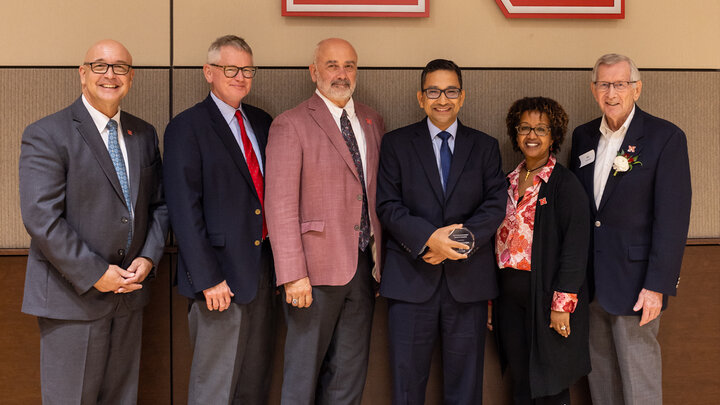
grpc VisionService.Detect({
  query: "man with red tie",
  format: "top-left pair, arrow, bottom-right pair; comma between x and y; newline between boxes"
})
163,35 -> 276,404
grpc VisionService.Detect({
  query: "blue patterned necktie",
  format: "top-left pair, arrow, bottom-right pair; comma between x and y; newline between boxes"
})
340,110 -> 370,251
438,131 -> 452,192
107,119 -> 132,248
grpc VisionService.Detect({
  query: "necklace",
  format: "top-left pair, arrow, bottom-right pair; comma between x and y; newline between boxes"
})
524,160 -> 548,181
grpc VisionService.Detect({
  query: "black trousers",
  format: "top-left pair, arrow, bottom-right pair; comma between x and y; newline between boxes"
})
497,268 -> 570,405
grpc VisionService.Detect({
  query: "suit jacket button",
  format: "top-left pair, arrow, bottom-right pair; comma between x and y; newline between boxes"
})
121,217 -> 129,224
354,225 -> 360,231
118,249 -> 125,256
595,220 -> 601,227
357,194 -> 363,201
255,209 -> 261,215
254,240 -> 261,246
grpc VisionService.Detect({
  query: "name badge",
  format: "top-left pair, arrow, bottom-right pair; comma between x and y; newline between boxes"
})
579,150 -> 595,168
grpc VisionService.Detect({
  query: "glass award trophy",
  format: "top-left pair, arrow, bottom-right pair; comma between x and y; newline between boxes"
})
448,227 -> 474,254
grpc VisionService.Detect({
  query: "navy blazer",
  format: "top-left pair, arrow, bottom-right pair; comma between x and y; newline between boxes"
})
377,118 -> 507,303
570,106 -> 692,316
164,95 -> 273,304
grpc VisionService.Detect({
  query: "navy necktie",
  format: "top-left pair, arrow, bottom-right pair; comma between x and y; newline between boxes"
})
107,119 -> 132,249
438,131 -> 452,192
340,110 -> 370,251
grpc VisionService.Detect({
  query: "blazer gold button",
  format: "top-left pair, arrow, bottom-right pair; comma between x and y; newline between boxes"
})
255,209 -> 261,215
121,217 -> 128,224
254,240 -> 261,246
595,220 -> 601,227
354,225 -> 360,231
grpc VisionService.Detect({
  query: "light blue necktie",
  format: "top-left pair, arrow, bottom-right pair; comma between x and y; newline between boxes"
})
438,131 -> 452,192
107,119 -> 132,248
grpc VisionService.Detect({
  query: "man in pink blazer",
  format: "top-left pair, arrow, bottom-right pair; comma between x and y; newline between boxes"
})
265,38 -> 385,405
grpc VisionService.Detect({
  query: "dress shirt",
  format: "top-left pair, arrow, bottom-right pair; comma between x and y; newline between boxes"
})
593,105 -> 636,208
210,91 -> 264,174
427,119 -> 458,190
315,89 -> 367,184
81,95 -> 132,215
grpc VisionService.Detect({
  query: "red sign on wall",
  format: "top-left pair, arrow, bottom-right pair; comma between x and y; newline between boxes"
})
495,0 -> 624,19
282,0 -> 429,17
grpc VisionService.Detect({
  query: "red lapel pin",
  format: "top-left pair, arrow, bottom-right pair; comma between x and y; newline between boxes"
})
365,118 -> 372,125
627,145 -> 636,152
539,197 -> 547,206
127,130 -> 133,136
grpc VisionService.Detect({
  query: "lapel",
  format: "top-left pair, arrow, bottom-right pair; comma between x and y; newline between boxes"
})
597,106 -> 645,212
307,93 -> 360,182
202,95 -> 257,198
411,119 -> 445,205
444,120 -> 474,201
71,98 -> 127,206
582,129 -> 601,215
120,112 -> 141,210
243,103 -> 269,167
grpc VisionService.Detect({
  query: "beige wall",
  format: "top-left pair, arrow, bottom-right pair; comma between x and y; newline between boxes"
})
1,0 -> 718,68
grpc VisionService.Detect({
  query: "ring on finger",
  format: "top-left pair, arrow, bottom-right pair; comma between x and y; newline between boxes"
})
560,325 -> 567,331
292,298 -> 298,305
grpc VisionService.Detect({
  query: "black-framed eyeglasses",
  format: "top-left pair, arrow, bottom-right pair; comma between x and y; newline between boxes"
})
516,124 -> 551,137
593,81 -> 637,92
422,87 -> 462,99
210,64 -> 258,79
83,62 -> 132,75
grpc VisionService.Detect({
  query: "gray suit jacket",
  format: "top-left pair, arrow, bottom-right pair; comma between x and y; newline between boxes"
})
19,97 -> 168,321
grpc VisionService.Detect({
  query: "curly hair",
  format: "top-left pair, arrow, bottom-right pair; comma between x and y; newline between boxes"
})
505,97 -> 568,154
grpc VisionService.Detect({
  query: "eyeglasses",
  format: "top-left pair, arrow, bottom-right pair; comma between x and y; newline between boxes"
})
593,81 -> 637,92
209,64 -> 258,79
83,62 -> 132,75
516,124 -> 551,137
422,87 -> 462,99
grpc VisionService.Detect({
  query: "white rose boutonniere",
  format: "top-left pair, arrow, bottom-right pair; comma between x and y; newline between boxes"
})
612,148 -> 642,176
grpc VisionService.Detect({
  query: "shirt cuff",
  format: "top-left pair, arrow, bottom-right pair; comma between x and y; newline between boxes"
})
551,291 -> 578,313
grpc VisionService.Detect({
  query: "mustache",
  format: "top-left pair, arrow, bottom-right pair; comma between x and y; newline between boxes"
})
331,79 -> 351,87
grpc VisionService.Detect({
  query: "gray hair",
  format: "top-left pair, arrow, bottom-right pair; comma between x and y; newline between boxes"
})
592,53 -> 641,82
207,35 -> 253,63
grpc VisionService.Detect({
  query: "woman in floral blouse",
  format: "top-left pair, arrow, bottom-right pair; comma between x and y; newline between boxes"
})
494,97 -> 591,405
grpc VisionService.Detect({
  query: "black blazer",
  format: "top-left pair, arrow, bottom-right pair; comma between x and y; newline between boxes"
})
495,162 -> 591,398
164,94 -> 273,304
570,106 -> 692,315
376,118 -> 507,303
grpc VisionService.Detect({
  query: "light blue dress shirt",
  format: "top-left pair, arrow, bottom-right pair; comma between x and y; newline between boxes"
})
210,91 -> 264,174
427,118 -> 458,189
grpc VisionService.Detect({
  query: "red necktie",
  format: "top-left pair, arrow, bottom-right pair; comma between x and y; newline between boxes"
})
235,110 -> 267,239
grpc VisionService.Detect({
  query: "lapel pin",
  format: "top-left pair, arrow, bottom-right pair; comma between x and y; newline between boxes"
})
127,130 -> 133,136
627,145 -> 636,152
365,118 -> 372,125
539,197 -> 547,206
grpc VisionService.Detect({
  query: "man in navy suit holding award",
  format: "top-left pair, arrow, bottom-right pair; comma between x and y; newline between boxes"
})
377,59 -> 506,404
570,53 -> 692,404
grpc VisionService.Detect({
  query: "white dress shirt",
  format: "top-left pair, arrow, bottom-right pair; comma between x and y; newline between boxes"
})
593,106 -> 636,208
316,89 -> 368,186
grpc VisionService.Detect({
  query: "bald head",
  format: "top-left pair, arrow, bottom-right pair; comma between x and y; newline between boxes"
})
310,38 -> 358,107
79,39 -> 135,118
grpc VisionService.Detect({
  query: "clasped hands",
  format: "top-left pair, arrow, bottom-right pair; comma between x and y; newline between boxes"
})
422,224 -> 470,265
93,257 -> 153,294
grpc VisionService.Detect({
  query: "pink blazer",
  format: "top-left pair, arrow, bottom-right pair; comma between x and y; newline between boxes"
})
266,93 -> 385,287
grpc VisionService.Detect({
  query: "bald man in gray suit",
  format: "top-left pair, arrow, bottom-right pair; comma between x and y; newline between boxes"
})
19,39 -> 168,404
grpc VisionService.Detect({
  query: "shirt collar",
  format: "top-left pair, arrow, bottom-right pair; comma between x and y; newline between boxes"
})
210,91 -> 245,124
81,94 -> 121,133
599,104 -> 636,139
508,155 -> 557,185
315,89 -> 355,120
427,118 -> 458,140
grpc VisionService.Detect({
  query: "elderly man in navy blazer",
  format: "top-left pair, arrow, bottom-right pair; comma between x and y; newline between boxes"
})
570,53 -> 692,404
377,59 -> 506,404
163,35 -> 275,404
19,39 -> 168,404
